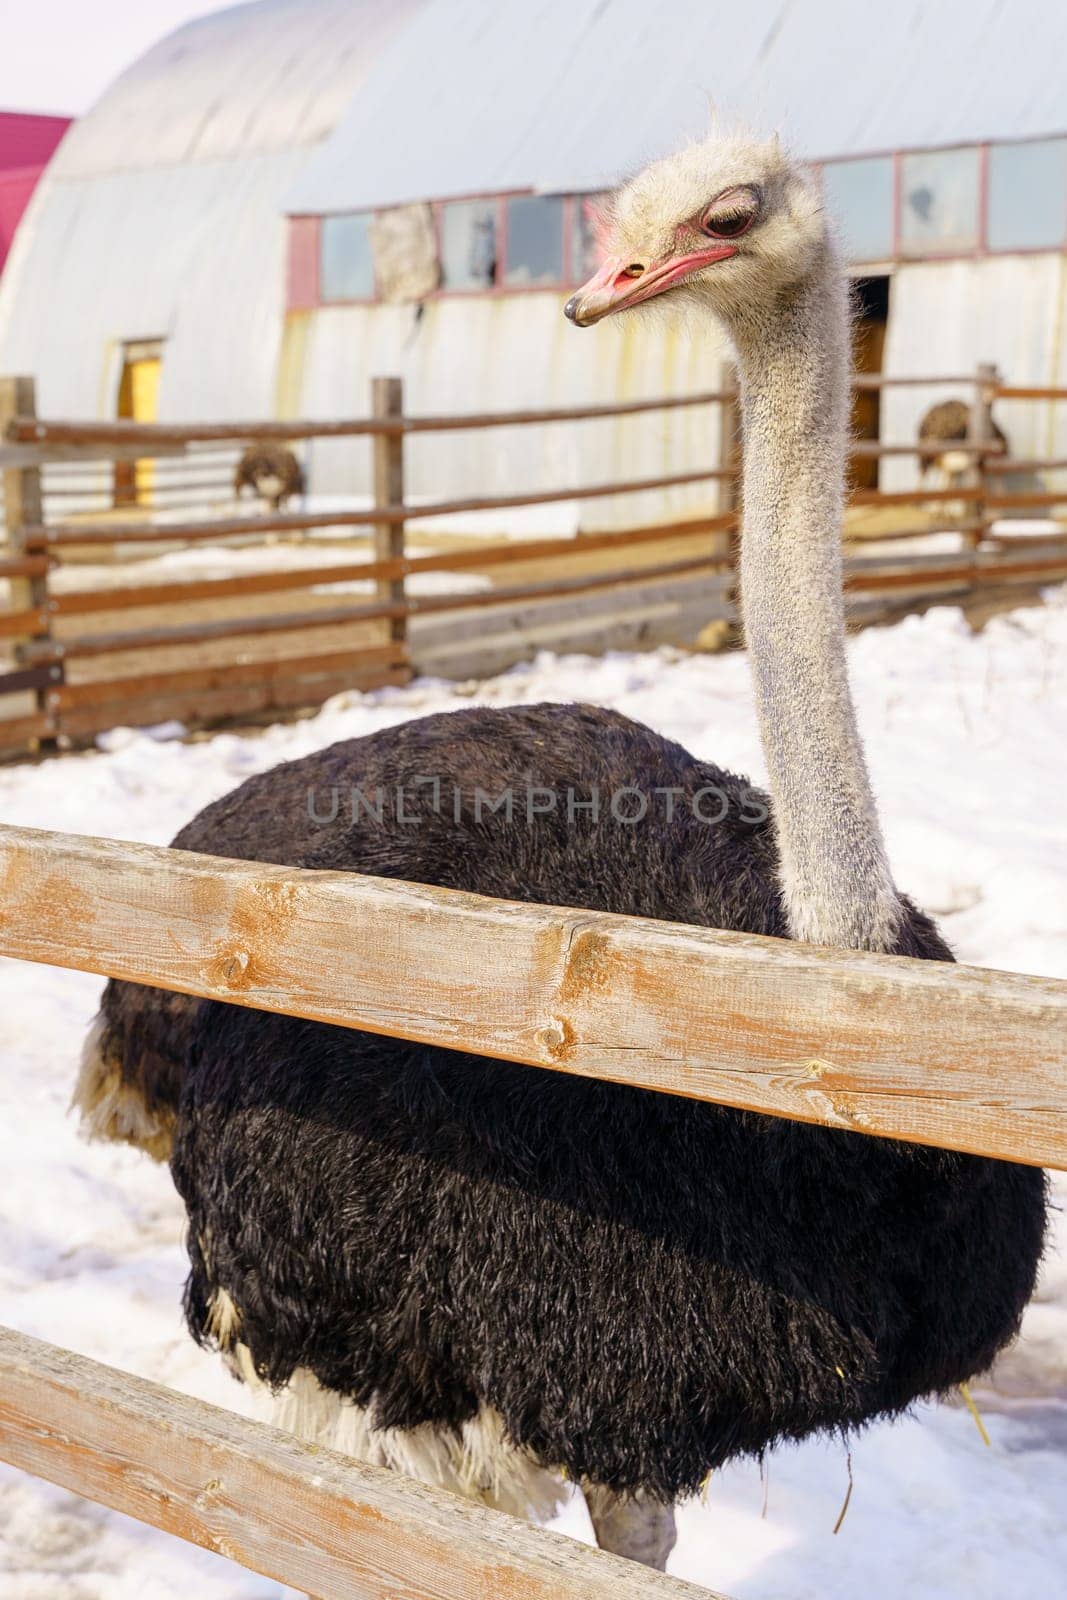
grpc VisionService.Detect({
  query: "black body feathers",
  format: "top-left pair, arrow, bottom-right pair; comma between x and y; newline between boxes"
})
105,704 -> 1045,1499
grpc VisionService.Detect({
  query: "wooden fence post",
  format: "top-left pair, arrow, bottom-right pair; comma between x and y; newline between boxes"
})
0,375 -> 60,745
371,376 -> 407,651
968,361 -> 999,549
717,361 -> 742,645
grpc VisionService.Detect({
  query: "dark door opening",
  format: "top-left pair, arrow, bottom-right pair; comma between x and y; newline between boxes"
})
851,275 -> 890,492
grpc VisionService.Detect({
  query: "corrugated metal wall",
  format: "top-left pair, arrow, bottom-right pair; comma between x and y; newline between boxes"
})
0,151 -> 307,419
279,293 -> 732,527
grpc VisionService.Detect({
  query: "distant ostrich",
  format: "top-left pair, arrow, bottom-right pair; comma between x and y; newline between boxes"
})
918,397 -> 1007,490
76,133 -> 1045,1572
233,440 -> 305,512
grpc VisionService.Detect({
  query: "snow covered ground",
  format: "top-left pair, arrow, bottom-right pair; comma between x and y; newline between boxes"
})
1,591 -> 1066,1599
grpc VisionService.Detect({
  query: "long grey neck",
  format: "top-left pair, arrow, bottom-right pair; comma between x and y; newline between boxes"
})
730,249 -> 901,951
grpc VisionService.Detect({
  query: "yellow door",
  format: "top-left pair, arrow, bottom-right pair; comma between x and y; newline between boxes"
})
115,345 -> 162,506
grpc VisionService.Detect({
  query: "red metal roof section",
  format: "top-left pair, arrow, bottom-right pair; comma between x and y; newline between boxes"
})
0,111 -> 72,272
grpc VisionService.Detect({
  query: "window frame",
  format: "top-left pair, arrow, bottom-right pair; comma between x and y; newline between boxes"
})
318,209 -> 379,307
500,192 -> 568,290
430,190 -> 578,299
816,152 -> 897,266
984,135 -> 1067,255
896,143 -> 984,261
434,194 -> 503,296
812,134 -> 1067,266
286,133 -> 1067,313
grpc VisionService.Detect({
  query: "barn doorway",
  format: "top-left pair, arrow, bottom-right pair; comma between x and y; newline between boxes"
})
851,275 -> 890,491
113,339 -> 163,507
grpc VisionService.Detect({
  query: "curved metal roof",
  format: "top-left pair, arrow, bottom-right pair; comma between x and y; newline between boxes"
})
34,0 -> 1067,197
286,0 -> 1067,213
51,0 -> 427,177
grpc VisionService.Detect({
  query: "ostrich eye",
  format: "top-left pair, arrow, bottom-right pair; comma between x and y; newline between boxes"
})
701,210 -> 753,239
698,186 -> 760,241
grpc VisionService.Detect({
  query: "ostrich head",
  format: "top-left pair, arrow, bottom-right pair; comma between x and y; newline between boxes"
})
564,132 -> 828,330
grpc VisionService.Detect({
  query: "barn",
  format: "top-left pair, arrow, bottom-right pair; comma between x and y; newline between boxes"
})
1,0 -> 1066,513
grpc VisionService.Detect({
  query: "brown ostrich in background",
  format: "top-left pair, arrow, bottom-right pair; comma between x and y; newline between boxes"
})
234,441 -> 305,512
917,398 -> 1007,490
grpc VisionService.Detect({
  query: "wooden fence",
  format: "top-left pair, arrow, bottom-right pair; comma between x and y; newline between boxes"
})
0,821 -> 1064,1591
0,1325 -> 721,1600
1,366 -> 1066,759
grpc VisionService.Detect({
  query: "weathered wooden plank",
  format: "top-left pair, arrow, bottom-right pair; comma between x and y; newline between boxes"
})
0,1325 -> 720,1600
0,442 -> 188,468
0,380 -> 54,734
0,711 -> 53,753
54,667 -> 412,741
4,389 -> 736,444
27,467 -> 728,547
851,440 -> 999,459
986,456 -> 1067,474
995,385 -> 1067,402
846,551 -> 1067,594
47,519 -> 728,618
1,375 -> 985,450
411,570 -> 735,682
372,376 -> 407,647
0,825 -> 1064,1169
849,487 -> 983,508
30,556 -> 730,664
851,373 -> 979,389
0,662 -> 63,697
0,553 -> 50,580
52,641 -> 409,710
986,491 -> 1067,510
0,605 -> 48,640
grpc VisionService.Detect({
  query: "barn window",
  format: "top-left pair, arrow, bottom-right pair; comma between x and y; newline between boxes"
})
503,195 -> 564,286
570,194 -> 606,281
321,213 -> 375,301
440,199 -> 497,290
987,138 -> 1067,252
900,148 -> 980,255
820,157 -> 893,262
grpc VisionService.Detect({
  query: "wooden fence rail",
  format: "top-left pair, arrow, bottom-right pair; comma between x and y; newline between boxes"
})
0,822 -> 1065,1169
1,365 -> 1065,757
0,1325 -> 717,1600
0,369 -> 989,447
0,805 -> 1065,1591
22,466 -> 735,546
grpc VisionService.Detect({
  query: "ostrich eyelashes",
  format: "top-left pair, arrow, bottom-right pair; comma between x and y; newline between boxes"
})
699,185 -> 761,239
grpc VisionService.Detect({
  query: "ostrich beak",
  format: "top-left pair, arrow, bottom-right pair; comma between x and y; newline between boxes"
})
564,245 -> 739,326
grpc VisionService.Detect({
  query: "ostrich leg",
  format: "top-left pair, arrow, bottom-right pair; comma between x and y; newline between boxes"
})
303,1487 -> 677,1596
584,1484 -> 677,1570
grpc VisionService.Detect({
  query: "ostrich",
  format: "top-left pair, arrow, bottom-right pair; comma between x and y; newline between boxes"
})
234,440 -> 305,512
75,132 -> 1046,1573
917,397 -> 1007,491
